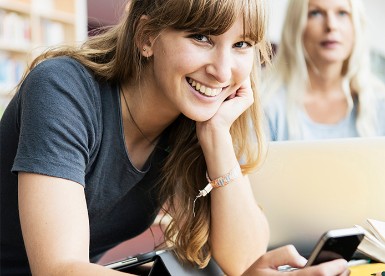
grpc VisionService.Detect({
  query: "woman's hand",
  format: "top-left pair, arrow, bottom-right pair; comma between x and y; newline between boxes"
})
198,78 -> 253,128
242,245 -> 350,276
196,78 -> 253,146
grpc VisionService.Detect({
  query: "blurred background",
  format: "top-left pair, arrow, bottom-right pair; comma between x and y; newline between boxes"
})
1,0 -> 384,114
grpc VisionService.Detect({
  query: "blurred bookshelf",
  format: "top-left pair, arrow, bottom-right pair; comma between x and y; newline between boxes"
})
0,0 -> 87,117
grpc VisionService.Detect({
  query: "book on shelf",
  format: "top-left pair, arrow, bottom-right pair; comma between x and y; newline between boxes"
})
355,218 -> 385,263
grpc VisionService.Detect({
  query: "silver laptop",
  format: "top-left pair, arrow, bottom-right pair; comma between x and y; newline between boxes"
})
249,137 -> 385,256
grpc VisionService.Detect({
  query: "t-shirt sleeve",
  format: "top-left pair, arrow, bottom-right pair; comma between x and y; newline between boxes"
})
12,57 -> 100,186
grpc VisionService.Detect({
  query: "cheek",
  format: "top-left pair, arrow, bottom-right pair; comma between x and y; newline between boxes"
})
234,54 -> 254,80
303,32 -> 318,57
344,27 -> 355,49
303,30 -> 313,42
303,32 -> 312,51
303,22 -> 321,44
153,44 -> 204,77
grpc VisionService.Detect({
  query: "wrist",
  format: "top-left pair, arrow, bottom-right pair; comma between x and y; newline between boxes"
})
199,131 -> 234,161
193,163 -> 242,216
206,164 -> 242,188
196,122 -> 232,149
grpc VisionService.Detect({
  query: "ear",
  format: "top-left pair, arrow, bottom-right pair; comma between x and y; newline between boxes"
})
136,15 -> 155,58
141,39 -> 154,58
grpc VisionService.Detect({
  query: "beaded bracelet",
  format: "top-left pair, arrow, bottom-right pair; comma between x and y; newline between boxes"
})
193,164 -> 242,216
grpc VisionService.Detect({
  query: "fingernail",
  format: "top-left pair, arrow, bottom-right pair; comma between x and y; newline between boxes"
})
299,256 -> 307,266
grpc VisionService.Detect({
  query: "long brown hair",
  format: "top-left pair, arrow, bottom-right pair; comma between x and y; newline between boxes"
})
23,0 -> 270,268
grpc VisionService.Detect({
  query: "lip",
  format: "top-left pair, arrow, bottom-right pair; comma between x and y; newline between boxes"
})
320,40 -> 340,48
185,78 -> 233,104
187,77 -> 224,90
186,77 -> 228,98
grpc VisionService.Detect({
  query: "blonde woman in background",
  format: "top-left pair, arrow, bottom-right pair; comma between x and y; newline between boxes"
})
263,0 -> 385,141
0,0 -> 350,275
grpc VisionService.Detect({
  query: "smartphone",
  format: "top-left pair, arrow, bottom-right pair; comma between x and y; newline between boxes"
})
305,227 -> 365,267
104,250 -> 165,271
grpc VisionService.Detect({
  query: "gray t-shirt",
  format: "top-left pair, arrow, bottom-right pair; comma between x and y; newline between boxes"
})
0,57 -> 170,275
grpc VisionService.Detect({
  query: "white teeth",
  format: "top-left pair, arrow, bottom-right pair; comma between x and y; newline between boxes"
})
188,78 -> 221,97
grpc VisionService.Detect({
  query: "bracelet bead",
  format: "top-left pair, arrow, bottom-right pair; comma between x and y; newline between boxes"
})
206,164 -> 242,189
192,164 -> 243,217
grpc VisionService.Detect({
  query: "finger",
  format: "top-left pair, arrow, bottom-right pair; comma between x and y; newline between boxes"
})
234,79 -> 253,98
261,245 -> 307,269
295,259 -> 348,276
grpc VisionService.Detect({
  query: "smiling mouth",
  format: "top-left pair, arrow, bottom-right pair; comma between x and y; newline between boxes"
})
187,77 -> 222,97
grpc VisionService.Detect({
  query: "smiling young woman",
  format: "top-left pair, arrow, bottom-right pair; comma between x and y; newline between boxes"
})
1,0 -> 350,275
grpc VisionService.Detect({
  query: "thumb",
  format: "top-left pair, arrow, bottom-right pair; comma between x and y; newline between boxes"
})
264,245 -> 307,269
294,259 -> 349,276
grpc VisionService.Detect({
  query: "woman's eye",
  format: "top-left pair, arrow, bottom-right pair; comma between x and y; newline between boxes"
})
308,10 -> 321,17
234,41 -> 252,49
191,34 -> 209,43
338,10 -> 349,16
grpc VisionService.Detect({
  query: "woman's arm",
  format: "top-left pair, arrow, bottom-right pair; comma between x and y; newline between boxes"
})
196,80 -> 269,275
198,127 -> 269,276
197,78 -> 350,275
18,173 -> 130,275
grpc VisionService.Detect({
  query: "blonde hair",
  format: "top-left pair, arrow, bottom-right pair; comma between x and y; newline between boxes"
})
263,0 -> 385,139
23,0 -> 270,268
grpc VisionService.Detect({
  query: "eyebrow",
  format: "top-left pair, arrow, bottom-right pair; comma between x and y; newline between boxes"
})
308,3 -> 351,11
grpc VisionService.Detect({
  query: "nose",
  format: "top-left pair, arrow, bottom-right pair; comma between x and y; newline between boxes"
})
325,13 -> 338,32
205,48 -> 232,84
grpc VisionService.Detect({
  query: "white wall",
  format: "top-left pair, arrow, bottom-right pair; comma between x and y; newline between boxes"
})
268,0 -> 385,56
364,0 -> 385,56
267,0 -> 289,45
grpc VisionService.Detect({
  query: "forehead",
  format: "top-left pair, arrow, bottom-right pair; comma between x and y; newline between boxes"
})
308,0 -> 351,9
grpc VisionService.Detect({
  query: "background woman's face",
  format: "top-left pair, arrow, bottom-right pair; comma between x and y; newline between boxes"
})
303,0 -> 354,66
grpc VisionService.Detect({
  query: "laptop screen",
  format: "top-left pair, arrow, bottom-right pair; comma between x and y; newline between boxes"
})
250,137 -> 385,256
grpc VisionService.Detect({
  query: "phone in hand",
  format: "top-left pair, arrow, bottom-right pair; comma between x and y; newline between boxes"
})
305,227 -> 365,266
104,250 -> 165,271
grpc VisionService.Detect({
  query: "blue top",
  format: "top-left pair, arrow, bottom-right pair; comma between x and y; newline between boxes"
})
0,57 -> 170,275
263,87 -> 385,141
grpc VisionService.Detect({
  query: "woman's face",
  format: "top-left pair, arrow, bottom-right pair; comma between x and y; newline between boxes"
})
303,0 -> 354,67
147,16 -> 256,122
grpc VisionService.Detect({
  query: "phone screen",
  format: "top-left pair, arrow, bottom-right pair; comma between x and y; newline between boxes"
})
308,233 -> 364,265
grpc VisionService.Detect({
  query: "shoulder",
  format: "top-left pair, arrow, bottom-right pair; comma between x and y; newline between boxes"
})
368,77 -> 385,109
33,56 -> 90,74
262,86 -> 287,115
21,57 -> 101,106
17,56 -> 105,136
28,56 -> 94,87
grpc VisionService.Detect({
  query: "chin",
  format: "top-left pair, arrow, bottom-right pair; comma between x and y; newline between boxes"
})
183,111 -> 217,123
189,115 -> 214,123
